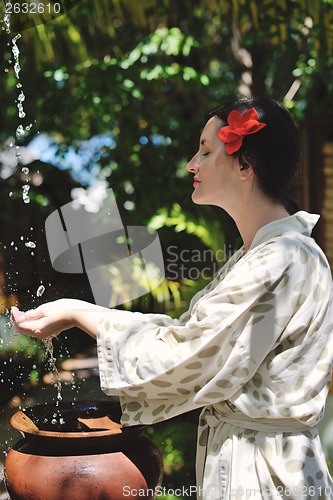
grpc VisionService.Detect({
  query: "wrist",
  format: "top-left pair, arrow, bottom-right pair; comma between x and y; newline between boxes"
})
55,299 -> 103,339
56,299 -> 83,331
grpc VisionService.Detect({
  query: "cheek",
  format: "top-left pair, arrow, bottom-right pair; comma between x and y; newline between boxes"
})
215,149 -> 239,179
215,147 -> 230,166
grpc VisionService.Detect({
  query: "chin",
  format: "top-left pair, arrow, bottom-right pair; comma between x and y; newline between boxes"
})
191,193 -> 203,204
191,193 -> 211,205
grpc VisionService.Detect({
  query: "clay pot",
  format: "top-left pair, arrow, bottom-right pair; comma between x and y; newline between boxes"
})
4,399 -> 163,500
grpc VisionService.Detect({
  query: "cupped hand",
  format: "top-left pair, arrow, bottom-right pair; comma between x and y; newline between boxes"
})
11,299 -> 75,340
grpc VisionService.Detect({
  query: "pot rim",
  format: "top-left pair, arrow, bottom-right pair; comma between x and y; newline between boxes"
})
10,400 -> 146,439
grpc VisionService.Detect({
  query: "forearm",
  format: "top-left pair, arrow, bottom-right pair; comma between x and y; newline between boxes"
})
71,306 -> 107,339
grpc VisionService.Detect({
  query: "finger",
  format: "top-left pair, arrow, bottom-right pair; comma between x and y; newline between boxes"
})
11,306 -> 27,324
22,308 -> 45,321
12,306 -> 45,324
13,319 -> 43,337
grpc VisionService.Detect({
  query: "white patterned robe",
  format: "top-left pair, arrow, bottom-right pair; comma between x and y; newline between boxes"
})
96,211 -> 333,499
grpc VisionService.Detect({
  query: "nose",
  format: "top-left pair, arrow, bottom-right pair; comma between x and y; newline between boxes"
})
186,152 -> 200,173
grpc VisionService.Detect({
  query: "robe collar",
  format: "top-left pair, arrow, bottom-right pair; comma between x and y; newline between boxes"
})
248,211 -> 320,251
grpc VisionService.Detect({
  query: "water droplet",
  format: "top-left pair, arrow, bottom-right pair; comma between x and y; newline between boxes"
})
36,285 -> 45,297
22,184 -> 30,203
18,106 -> 26,119
16,124 -> 25,138
3,12 -> 11,34
18,91 -> 25,102
25,241 -> 36,249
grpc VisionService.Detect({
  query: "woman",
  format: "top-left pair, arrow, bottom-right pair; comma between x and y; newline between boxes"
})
12,97 -> 333,499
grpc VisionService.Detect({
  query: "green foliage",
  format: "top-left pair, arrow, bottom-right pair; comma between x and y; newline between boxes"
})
0,326 -> 48,403
149,203 -> 228,259
1,7 -> 331,184
147,203 -> 240,315
116,200 -> 236,314
1,0 -> 333,212
145,412 -> 199,499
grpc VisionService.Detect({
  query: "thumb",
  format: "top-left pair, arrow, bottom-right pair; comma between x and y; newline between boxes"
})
11,306 -> 27,324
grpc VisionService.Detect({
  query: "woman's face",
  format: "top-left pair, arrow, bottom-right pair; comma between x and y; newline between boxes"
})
186,116 -> 241,210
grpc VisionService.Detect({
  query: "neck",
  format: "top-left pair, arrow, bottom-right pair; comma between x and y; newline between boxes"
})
231,197 -> 290,252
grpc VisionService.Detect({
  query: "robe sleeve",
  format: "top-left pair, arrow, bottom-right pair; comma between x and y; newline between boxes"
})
96,237 -> 318,425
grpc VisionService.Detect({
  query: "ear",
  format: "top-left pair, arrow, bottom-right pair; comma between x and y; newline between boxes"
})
239,154 -> 254,178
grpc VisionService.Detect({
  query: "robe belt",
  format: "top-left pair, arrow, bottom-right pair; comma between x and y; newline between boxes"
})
196,406 -> 315,499
203,405 -> 313,433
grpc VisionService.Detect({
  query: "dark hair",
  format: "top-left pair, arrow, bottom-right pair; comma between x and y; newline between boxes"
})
207,97 -> 301,214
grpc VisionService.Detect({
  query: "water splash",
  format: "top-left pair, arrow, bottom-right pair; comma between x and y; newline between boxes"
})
35,288 -> 64,404
17,90 -> 26,119
3,2 -> 11,34
11,34 -> 27,159
4,19 -> 32,203
42,338 -> 62,404
12,34 -> 22,81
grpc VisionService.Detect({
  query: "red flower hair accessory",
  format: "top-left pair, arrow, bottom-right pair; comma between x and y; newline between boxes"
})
218,108 -> 266,155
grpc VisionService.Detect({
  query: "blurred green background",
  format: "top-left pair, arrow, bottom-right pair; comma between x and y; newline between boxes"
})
0,1 -> 333,497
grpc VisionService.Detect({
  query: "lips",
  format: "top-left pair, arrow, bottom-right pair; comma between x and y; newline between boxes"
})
193,177 -> 201,188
